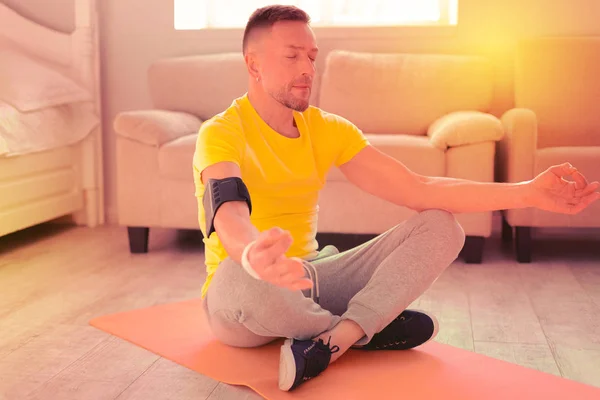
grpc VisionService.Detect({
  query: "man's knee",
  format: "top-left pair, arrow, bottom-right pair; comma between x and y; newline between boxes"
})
418,209 -> 466,254
207,258 -> 310,315
207,260 -> 331,342
206,258 -> 261,313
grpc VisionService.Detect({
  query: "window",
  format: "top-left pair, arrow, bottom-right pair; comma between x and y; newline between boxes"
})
174,0 -> 458,30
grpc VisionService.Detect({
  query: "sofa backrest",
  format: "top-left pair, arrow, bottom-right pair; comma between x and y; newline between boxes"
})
147,50 -> 494,134
147,52 -> 320,121
318,50 -> 494,136
516,37 -> 600,148
147,53 -> 247,121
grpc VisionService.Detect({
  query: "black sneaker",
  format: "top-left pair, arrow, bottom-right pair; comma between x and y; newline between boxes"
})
358,310 -> 439,350
278,337 -> 340,391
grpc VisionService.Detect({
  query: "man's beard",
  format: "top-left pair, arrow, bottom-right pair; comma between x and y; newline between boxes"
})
270,83 -> 310,112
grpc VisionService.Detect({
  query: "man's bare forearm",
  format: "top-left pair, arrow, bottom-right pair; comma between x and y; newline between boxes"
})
213,202 -> 259,264
412,176 -> 534,213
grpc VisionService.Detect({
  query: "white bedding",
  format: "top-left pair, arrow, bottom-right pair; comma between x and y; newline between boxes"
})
0,99 -> 99,157
0,38 -> 99,158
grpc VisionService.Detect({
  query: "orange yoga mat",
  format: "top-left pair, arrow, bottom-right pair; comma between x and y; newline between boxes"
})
90,299 -> 600,399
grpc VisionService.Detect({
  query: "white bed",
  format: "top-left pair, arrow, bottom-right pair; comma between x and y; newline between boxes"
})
0,0 -> 104,237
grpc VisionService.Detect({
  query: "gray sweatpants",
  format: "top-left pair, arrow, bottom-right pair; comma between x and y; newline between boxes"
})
203,209 -> 466,347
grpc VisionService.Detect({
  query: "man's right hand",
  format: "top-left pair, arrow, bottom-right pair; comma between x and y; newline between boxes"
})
245,227 -> 314,291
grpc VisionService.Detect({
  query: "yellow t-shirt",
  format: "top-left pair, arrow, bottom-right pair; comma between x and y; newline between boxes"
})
193,94 -> 369,298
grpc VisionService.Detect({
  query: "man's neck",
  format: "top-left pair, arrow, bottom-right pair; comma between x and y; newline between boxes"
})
247,90 -> 299,138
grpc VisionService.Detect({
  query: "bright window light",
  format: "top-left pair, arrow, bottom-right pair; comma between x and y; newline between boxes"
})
174,0 -> 458,30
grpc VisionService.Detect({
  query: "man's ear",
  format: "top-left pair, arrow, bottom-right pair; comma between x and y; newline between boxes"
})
245,52 -> 261,81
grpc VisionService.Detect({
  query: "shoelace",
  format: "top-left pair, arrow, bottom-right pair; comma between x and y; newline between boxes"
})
319,336 -> 340,354
302,337 -> 340,381
374,314 -> 411,349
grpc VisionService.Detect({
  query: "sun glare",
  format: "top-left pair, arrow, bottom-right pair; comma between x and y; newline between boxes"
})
174,0 -> 458,30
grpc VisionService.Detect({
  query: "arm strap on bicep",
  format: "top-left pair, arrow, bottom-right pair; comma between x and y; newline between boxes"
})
203,177 -> 252,237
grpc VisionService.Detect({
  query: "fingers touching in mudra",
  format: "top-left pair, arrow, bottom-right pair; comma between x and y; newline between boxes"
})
530,162 -> 600,215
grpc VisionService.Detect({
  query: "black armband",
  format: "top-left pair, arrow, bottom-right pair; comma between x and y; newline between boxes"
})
203,177 -> 252,237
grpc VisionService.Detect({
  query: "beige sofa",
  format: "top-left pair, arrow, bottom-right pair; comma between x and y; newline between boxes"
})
115,50 -> 506,262
498,37 -> 600,262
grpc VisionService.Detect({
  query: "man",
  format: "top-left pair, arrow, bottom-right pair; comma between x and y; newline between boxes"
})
193,5 -> 599,392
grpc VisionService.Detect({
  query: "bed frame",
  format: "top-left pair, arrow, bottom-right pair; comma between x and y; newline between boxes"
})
0,0 -> 104,237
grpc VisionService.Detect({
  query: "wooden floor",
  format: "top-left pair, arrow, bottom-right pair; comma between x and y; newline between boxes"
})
0,222 -> 599,399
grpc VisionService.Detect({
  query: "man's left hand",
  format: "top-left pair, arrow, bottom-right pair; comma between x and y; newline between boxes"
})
527,162 -> 600,214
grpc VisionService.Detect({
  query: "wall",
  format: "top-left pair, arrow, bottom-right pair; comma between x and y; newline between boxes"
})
3,0 -> 600,224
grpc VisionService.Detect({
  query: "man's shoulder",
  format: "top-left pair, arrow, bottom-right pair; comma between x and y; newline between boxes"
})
198,99 -> 246,140
302,105 -> 357,130
195,99 -> 250,156
201,100 -> 244,131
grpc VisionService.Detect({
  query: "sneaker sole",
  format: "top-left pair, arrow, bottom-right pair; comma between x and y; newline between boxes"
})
278,338 -> 295,391
430,313 -> 440,342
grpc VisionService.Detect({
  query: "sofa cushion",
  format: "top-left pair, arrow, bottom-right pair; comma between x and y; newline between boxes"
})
327,134 -> 445,182
318,50 -> 494,136
158,134 -> 197,181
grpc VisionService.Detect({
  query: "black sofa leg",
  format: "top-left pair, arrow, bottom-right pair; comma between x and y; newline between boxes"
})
501,216 -> 513,243
127,227 -> 149,253
515,226 -> 532,263
463,236 -> 484,264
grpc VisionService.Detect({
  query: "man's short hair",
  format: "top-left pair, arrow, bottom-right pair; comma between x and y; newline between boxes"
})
242,5 -> 311,54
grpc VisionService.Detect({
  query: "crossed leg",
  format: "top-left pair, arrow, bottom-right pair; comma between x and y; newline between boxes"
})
204,209 -> 465,347
203,209 -> 465,389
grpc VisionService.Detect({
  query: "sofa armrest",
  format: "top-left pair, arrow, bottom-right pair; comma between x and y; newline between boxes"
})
497,108 -> 537,183
427,111 -> 504,150
114,110 -> 202,147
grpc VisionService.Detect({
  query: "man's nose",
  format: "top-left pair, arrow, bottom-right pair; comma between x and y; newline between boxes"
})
299,55 -> 316,76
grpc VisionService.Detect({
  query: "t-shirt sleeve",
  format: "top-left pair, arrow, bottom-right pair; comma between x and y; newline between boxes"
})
332,115 -> 370,167
193,119 -> 245,176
